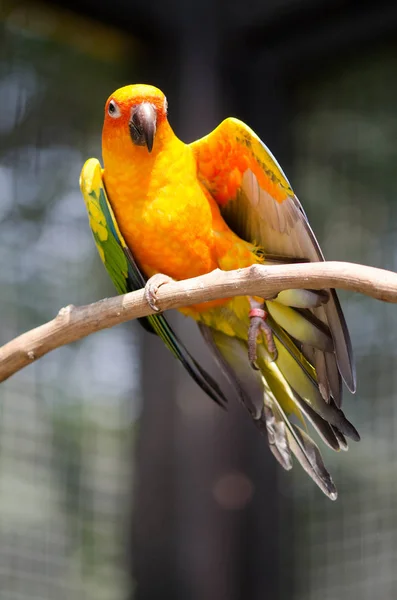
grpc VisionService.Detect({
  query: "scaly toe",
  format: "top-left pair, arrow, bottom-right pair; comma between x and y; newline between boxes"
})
248,316 -> 264,366
144,273 -> 174,312
260,321 -> 278,362
248,301 -> 278,366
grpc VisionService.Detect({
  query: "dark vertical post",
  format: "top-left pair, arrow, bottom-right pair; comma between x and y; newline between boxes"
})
132,332 -> 180,599
130,39 -> 183,600
223,51 -> 288,600
172,8 -> 239,600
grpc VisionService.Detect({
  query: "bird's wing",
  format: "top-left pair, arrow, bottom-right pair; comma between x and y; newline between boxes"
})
190,117 -> 356,395
80,158 -> 228,407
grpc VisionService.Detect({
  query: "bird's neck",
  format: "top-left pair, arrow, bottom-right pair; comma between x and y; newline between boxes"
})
102,120 -> 193,210
103,120 -> 184,182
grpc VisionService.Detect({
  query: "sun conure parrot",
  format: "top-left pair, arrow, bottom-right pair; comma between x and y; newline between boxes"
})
80,83 -> 359,500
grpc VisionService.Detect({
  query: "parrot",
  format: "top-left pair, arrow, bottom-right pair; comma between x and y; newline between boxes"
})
80,83 -> 359,500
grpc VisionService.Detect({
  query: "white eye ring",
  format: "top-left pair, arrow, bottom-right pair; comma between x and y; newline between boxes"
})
108,100 -> 121,118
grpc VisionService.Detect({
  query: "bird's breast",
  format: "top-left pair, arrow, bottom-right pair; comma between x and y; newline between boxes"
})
105,163 -> 220,281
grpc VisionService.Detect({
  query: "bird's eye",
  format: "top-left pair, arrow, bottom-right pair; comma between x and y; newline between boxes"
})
108,100 -> 121,118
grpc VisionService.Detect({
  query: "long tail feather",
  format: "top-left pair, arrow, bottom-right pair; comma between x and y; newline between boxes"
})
263,399 -> 292,471
290,391 -> 341,451
331,426 -> 349,451
286,423 -> 338,500
325,352 -> 343,407
198,307 -> 358,499
266,390 -> 337,499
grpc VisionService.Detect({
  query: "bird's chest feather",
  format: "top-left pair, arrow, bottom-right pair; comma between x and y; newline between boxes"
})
105,152 -> 220,280
136,183 -> 219,278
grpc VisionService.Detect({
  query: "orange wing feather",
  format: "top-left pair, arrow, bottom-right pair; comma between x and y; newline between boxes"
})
190,117 -> 356,394
192,118 -> 293,206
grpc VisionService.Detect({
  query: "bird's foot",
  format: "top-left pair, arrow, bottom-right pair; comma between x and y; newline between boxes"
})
144,273 -> 174,312
248,298 -> 277,368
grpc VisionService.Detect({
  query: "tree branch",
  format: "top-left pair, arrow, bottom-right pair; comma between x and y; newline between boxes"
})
1,261 -> 396,384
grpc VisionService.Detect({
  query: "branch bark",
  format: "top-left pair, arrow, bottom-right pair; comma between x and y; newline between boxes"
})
1,261 -> 396,384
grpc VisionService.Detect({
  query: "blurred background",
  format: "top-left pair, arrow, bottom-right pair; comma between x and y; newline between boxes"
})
1,1 -> 397,598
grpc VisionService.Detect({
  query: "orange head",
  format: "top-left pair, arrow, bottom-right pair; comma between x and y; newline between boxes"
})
102,84 -> 169,159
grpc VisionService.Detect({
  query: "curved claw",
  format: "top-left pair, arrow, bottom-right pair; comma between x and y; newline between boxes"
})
248,300 -> 278,367
144,273 -> 174,312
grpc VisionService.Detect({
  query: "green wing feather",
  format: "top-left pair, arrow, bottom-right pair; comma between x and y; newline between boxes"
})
80,158 -> 227,407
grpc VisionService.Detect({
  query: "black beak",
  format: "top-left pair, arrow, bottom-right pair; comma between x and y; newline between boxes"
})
129,103 -> 157,152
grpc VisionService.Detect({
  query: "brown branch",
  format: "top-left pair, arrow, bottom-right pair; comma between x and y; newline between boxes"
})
0,261 -> 396,384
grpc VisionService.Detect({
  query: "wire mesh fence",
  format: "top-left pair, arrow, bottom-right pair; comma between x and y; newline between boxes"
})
0,4 -> 141,598
281,46 -> 397,600
2,2 -> 397,599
